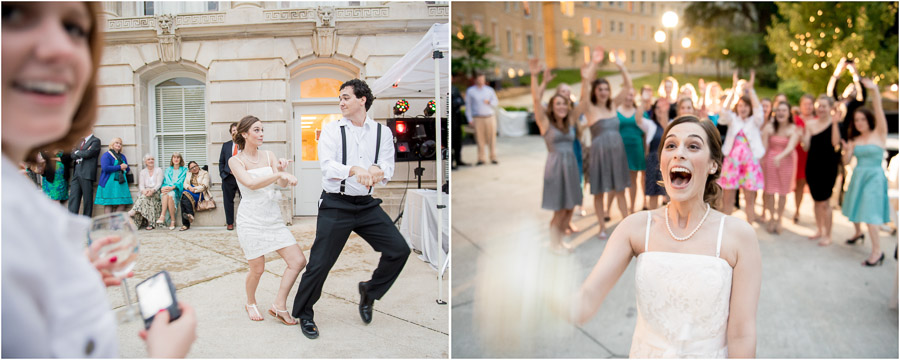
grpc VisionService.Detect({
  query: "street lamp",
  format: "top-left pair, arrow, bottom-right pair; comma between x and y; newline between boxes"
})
662,11 -> 679,76
681,37 -> 691,76
654,30 -> 666,84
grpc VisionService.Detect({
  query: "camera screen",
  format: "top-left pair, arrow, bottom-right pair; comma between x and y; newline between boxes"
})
137,274 -> 173,319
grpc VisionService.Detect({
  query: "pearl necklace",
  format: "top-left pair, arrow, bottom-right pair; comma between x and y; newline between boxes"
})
243,150 -> 260,164
665,203 -> 711,241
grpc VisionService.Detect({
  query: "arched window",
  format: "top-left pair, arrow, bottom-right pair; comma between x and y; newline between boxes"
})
152,76 -> 207,167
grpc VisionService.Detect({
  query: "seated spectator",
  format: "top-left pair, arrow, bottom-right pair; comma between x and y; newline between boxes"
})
129,154 -> 163,230
179,161 -> 211,231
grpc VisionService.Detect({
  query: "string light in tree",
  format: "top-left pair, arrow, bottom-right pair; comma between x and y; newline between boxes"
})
394,99 -> 410,116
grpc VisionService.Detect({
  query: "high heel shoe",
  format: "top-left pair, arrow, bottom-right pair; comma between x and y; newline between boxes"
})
862,253 -> 885,267
845,234 -> 865,245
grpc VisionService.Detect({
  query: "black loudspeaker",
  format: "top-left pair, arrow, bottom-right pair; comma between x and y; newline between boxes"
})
387,117 -> 449,162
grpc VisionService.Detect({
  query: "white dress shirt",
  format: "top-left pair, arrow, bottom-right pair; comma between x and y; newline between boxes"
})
319,116 -> 395,196
464,85 -> 499,124
1,156 -> 118,357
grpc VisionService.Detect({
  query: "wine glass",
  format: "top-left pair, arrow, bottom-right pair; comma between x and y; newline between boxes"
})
88,212 -> 140,323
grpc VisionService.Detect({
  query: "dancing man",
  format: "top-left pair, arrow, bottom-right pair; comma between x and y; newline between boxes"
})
291,79 -> 410,339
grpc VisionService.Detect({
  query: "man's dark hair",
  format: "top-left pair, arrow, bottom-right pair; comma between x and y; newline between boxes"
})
340,79 -> 375,111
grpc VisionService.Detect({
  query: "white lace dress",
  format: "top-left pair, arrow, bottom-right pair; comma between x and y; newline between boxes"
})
234,154 -> 297,260
630,211 -> 732,358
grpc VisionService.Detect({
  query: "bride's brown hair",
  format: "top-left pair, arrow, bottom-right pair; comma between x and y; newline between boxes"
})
657,115 -> 724,209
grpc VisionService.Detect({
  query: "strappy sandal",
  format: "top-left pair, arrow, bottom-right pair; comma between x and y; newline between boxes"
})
268,305 -> 298,325
179,226 -> 189,231
187,214 -> 194,223
245,304 -> 264,321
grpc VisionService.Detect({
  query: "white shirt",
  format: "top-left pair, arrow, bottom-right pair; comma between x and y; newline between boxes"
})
1,156 -> 118,357
719,105 -> 765,160
464,85 -> 499,124
319,116 -> 395,196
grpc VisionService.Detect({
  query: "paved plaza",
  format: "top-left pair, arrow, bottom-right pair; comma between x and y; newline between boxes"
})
107,218 -> 448,358
451,135 -> 899,358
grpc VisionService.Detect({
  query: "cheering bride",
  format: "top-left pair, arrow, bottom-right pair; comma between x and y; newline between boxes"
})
568,115 -> 761,358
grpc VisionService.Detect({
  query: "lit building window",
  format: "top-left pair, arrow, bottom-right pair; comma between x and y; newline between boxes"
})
596,19 -> 603,36
562,29 -> 572,47
561,2 -> 575,17
583,46 -> 591,64
583,17 -> 591,35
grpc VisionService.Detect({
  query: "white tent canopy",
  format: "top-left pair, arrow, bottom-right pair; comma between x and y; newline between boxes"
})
372,22 -> 449,304
371,23 -> 449,99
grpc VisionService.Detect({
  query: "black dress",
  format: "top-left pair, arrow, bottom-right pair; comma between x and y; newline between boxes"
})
805,123 -> 840,201
645,121 -> 666,196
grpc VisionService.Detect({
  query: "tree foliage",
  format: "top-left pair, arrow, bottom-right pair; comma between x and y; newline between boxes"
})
451,24 -> 495,79
766,2 -> 899,94
566,34 -> 584,67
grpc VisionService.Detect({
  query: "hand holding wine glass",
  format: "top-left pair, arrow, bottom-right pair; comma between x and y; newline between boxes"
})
88,212 -> 140,322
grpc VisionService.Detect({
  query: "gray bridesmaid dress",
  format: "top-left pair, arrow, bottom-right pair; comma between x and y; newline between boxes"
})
542,125 -> 583,211
588,117 -> 631,194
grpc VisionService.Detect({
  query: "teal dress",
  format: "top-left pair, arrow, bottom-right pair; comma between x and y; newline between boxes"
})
41,151 -> 68,201
618,110 -> 646,171
163,166 -> 189,203
841,144 -> 890,224
95,152 -> 133,206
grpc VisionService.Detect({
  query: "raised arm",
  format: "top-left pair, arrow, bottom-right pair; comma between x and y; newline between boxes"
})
725,217 -> 762,358
571,213 -> 638,325
530,58 -> 550,135
612,55 -> 633,106
579,46 -> 604,109
861,78 -> 888,142
847,62 -> 864,102
841,139 -> 855,165
746,71 -> 763,127
827,57 -> 847,100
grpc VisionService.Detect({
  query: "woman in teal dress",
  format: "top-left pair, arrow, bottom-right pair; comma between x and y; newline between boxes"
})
616,88 -> 647,215
157,152 -> 188,230
840,78 -> 890,266
41,151 -> 68,204
95,137 -> 133,213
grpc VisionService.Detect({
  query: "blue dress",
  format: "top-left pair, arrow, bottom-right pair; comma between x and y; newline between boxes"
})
841,144 -> 890,224
95,152 -> 133,206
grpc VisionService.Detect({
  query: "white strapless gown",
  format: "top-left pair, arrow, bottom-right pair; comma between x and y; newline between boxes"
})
629,212 -> 733,358
234,166 -> 297,259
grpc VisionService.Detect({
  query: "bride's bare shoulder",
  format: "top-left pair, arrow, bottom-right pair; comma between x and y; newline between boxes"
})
717,211 -> 758,245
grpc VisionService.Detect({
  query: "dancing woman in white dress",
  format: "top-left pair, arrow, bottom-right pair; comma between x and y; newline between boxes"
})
229,115 -> 307,325
569,116 -> 761,358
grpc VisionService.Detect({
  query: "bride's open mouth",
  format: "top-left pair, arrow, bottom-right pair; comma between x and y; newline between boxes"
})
669,166 -> 692,190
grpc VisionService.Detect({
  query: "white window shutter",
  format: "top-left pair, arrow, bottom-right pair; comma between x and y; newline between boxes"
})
155,84 -> 207,167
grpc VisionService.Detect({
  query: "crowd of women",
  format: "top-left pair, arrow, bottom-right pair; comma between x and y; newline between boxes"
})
532,46 -> 893,266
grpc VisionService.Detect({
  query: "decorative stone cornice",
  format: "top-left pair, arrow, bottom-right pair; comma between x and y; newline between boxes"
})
263,9 -> 316,22
334,7 -> 389,19
176,13 -> 226,26
106,17 -> 155,31
428,6 -> 448,17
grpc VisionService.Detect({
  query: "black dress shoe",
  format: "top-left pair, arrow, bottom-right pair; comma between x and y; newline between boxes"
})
491,160 -> 499,165
359,282 -> 374,324
458,160 -> 470,167
300,319 -> 319,339
476,161 -> 485,166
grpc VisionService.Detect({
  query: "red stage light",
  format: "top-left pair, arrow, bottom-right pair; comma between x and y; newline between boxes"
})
396,121 -> 407,134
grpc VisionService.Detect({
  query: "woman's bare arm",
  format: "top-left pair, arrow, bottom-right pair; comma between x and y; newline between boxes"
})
725,216 -> 761,358
229,155 -> 282,190
572,213 -> 639,325
530,58 -> 550,136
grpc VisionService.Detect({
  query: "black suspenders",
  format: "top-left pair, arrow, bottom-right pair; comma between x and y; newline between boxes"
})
339,124 -> 382,195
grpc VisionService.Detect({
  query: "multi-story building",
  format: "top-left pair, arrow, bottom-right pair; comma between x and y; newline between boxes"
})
94,1 -> 448,223
453,1 -> 734,81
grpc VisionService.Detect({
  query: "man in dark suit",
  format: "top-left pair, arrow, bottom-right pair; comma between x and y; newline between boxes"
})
218,122 -> 240,230
68,133 -> 101,217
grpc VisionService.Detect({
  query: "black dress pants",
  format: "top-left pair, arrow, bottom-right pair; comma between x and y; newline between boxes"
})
67,176 -> 95,217
222,175 -> 239,225
452,112 -> 464,165
291,192 -> 411,321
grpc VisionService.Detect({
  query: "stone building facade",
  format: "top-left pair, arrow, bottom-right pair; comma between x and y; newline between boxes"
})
452,1 -> 734,80
94,1 -> 449,225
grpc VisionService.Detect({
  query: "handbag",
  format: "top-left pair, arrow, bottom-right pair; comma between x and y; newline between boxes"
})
197,193 -> 216,211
